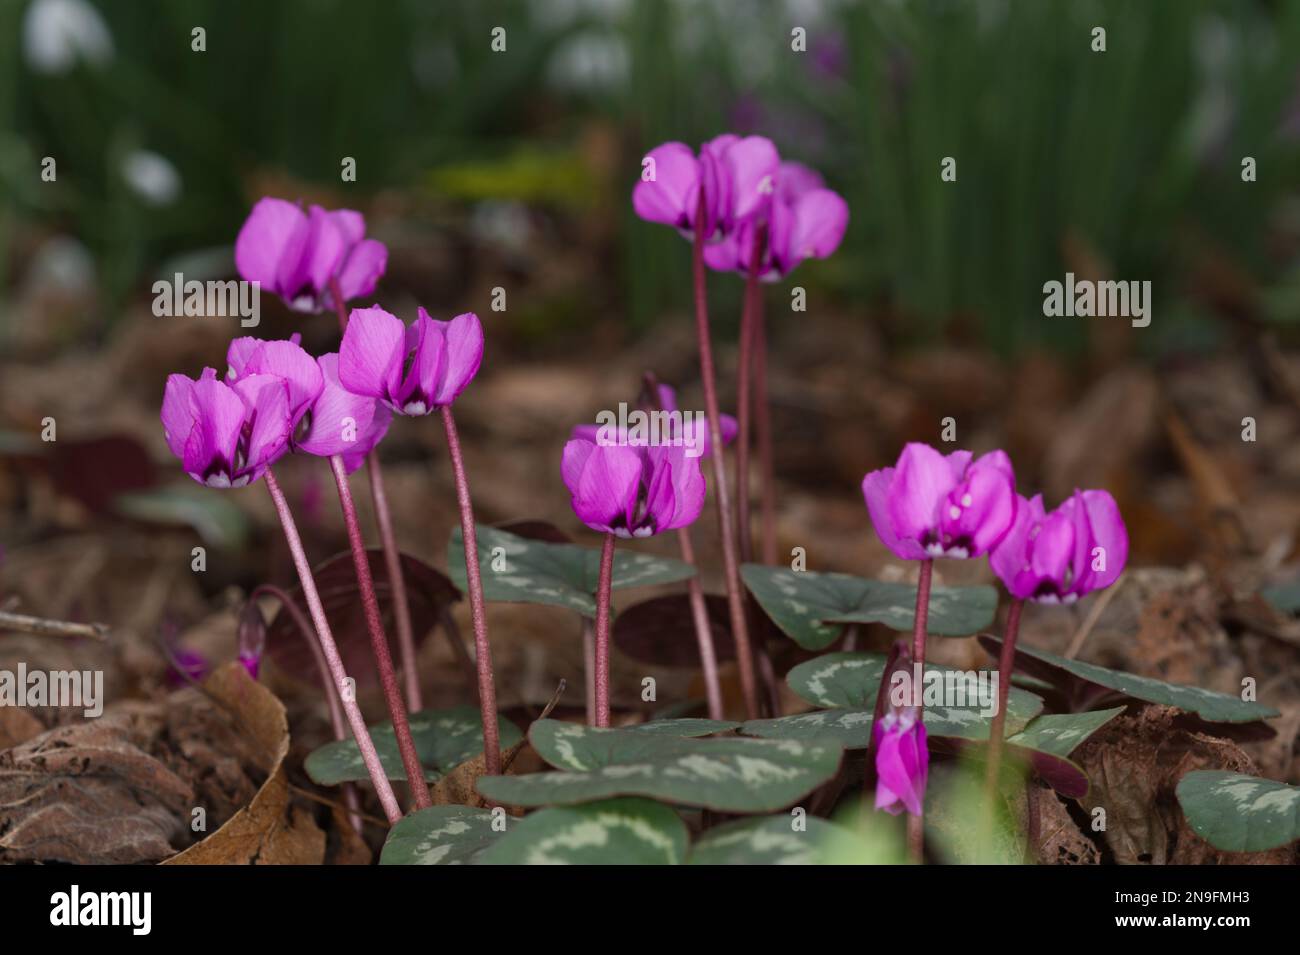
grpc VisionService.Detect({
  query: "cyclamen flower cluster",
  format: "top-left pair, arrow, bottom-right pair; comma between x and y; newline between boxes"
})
161,309 -> 484,486
861,442 -> 1129,819
633,134 -> 849,280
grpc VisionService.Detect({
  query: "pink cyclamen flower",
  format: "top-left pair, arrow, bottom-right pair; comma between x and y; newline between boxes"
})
632,134 -> 780,241
990,490 -> 1128,604
561,435 -> 706,538
338,306 -> 483,416
873,708 -> 929,816
161,368 -> 293,488
862,442 -> 1018,560
234,197 -> 387,313
704,160 -> 849,281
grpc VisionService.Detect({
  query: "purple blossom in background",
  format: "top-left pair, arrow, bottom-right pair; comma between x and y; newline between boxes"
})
561,435 -> 705,538
165,647 -> 209,688
570,383 -> 737,459
235,197 -> 387,313
161,368 -> 293,488
338,306 -> 483,416
632,134 -> 780,241
990,490 -> 1128,604
874,708 -> 929,816
704,160 -> 848,281
862,443 -> 1017,560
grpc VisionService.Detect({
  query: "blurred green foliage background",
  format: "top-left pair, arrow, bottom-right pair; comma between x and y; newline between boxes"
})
3,0 -> 1300,354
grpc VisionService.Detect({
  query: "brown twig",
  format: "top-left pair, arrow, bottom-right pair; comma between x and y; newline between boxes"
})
0,609 -> 108,641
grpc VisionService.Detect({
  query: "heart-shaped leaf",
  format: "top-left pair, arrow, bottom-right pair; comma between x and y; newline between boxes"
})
1176,771 -> 1300,853
449,525 -> 695,616
613,594 -> 737,667
1003,707 -> 1126,799
688,814 -> 850,865
741,564 -> 997,650
527,719 -> 737,773
785,651 -> 1042,715
476,797 -> 688,864
379,805 -> 497,865
304,706 -> 523,785
979,636 -> 1280,724
265,550 -> 458,687
476,735 -> 843,813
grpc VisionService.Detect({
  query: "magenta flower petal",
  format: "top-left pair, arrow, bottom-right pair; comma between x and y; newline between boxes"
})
235,197 -> 308,293
888,443 -> 959,548
632,142 -> 700,231
862,466 -> 928,561
334,238 -> 387,304
778,187 -> 849,268
1069,489 -> 1128,596
431,312 -> 484,406
231,338 -> 323,426
562,438 -> 642,534
182,370 -> 246,485
720,135 -> 779,225
938,452 -> 1018,558
873,715 -> 928,816
339,305 -> 406,403
297,353 -> 392,467
647,445 -> 706,533
161,373 -> 199,461
776,160 -> 825,202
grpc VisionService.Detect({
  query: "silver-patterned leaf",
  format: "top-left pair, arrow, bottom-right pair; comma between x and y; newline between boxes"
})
304,705 -> 523,785
379,805 -> 497,865
476,798 -> 688,864
477,736 -> 843,813
741,564 -> 997,650
449,524 -> 696,616
1176,771 -> 1300,852
688,814 -> 849,864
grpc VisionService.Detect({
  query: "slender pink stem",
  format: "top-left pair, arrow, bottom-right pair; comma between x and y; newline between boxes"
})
752,289 -> 777,566
582,618 -> 597,726
439,405 -> 502,776
734,228 -> 764,563
692,195 -> 759,720
329,456 -> 432,810
908,558 -> 934,862
367,453 -> 422,711
264,468 -> 402,824
594,532 -> 616,727
328,278 -> 421,713
251,583 -> 363,833
982,597 -> 1024,852
676,527 -> 725,721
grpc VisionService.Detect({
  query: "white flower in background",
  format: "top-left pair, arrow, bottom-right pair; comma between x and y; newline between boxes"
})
546,31 -> 628,93
122,150 -> 182,206
22,0 -> 114,74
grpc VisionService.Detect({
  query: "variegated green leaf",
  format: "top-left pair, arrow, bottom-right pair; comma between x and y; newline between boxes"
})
1261,581 -> 1300,615
379,805 -> 497,865
477,736 -> 843,813
528,719 -> 737,773
304,705 -> 523,785
1004,707 -> 1126,799
1176,771 -> 1300,852
449,524 -> 696,615
740,564 -> 997,650
476,798 -> 687,864
785,651 -> 1042,715
688,814 -> 848,864
983,637 -> 1280,724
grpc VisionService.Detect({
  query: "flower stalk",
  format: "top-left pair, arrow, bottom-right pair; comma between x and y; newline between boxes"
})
907,558 -> 934,862
440,405 -> 502,776
329,455 -> 431,810
981,596 -> 1024,851
264,468 -> 402,824
692,192 -> 759,720
593,532 -> 617,727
